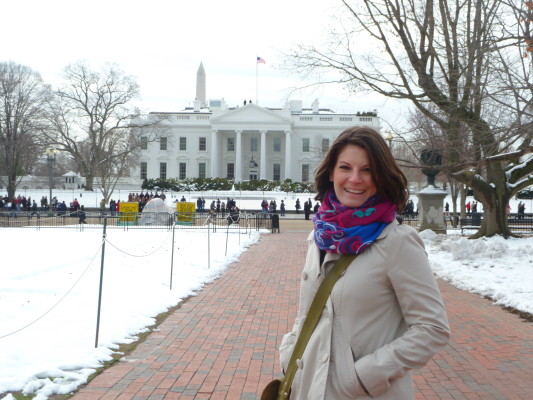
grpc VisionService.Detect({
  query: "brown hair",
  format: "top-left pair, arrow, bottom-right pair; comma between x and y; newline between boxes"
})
314,126 -> 408,212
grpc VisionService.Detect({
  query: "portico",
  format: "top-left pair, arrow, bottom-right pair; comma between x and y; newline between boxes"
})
210,103 -> 293,182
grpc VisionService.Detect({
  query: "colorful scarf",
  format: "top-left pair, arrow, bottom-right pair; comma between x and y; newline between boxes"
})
313,189 -> 397,254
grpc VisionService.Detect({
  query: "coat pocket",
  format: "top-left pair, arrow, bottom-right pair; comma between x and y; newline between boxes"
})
336,344 -> 369,398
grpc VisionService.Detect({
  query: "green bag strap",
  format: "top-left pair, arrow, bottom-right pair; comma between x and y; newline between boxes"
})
277,254 -> 357,399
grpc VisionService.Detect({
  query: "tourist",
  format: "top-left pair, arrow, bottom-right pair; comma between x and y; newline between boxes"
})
278,126 -> 450,399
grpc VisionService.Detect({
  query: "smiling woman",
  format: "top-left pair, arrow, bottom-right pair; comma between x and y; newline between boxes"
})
328,145 -> 377,208
276,126 -> 450,400
315,126 -> 408,211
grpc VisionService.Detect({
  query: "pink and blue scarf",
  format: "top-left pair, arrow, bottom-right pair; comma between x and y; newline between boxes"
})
313,189 -> 397,254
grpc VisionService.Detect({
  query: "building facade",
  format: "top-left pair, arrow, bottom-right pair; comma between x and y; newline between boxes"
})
135,63 -> 381,183
136,98 -> 380,183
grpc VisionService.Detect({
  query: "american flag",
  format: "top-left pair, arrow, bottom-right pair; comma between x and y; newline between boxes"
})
257,57 -> 266,64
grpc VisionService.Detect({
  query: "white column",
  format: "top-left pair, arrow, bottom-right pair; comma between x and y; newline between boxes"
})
260,130 -> 267,180
210,130 -> 218,178
235,130 -> 242,182
284,130 -> 292,180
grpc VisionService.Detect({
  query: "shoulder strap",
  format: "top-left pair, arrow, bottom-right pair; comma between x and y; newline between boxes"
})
278,254 -> 356,399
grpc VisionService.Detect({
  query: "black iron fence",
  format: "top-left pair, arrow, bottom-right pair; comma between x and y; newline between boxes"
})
2,210 -> 532,234
398,212 -> 533,234
457,213 -> 533,234
0,210 -> 274,232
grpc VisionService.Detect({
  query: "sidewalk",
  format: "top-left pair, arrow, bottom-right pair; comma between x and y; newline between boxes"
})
72,227 -> 533,400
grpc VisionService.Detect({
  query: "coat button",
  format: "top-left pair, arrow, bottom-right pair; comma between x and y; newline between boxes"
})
322,353 -> 329,363
296,358 -> 304,369
301,271 -> 308,280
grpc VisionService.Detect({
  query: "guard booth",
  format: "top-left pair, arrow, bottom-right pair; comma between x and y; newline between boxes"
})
62,171 -> 83,189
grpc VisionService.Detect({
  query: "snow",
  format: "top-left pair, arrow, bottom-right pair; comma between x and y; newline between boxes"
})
418,185 -> 447,195
1,189 -> 533,400
421,231 -> 533,315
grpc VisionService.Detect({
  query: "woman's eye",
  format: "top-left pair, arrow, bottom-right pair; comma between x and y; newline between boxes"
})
339,165 -> 350,170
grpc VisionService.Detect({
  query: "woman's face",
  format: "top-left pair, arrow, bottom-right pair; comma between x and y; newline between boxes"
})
329,144 -> 377,208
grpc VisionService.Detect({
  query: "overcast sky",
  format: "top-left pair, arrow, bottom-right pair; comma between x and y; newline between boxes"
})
2,0 -> 408,127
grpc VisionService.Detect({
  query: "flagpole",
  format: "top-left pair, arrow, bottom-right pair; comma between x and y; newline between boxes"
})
256,57 -> 259,104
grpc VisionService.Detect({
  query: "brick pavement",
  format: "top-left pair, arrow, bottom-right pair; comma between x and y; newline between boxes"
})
72,228 -> 533,400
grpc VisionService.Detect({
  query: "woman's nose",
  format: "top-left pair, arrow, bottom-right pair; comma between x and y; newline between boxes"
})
348,170 -> 363,183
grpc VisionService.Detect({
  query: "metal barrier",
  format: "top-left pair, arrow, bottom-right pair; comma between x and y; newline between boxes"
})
0,211 -> 272,232
5,210 -> 529,234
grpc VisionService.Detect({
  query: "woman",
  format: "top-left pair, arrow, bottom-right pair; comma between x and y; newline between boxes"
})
279,126 -> 450,399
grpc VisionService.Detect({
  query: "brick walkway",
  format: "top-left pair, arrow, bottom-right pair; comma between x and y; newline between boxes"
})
72,230 -> 533,400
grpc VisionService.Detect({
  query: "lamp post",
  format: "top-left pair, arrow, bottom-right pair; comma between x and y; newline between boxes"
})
386,133 -> 393,149
45,148 -> 57,211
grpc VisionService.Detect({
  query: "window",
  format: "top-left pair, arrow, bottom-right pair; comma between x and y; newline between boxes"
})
273,163 -> 281,181
227,163 -> 235,179
179,162 -> 187,180
140,136 -> 148,150
140,162 -> 147,180
273,137 -> 281,152
302,164 -> 310,182
250,137 -> 258,152
199,137 -> 206,151
322,138 -> 330,153
302,138 -> 310,152
179,137 -> 187,151
227,137 -> 235,151
160,162 -> 167,179
199,162 -> 206,178
160,136 -> 167,151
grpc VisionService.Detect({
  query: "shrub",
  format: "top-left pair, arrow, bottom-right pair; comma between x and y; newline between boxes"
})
142,177 -> 313,193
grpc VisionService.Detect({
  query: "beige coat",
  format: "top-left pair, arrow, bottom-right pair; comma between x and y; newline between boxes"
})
279,221 -> 450,399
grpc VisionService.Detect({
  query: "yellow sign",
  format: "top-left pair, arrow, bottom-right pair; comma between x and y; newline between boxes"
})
176,202 -> 196,224
119,202 -> 139,223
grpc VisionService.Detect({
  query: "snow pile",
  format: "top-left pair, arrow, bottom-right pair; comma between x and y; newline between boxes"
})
423,233 -> 533,314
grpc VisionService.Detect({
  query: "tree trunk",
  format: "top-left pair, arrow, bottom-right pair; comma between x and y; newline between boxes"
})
7,175 -> 16,201
460,185 -> 467,219
470,193 -> 511,238
84,175 -> 94,191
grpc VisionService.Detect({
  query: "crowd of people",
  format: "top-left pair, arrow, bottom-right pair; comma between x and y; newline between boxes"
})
0,194 -> 84,217
1,191 -> 329,219
124,191 -> 167,213
259,198 -> 321,219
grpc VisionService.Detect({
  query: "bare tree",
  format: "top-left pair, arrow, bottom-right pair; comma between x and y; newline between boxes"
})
0,62 -> 51,199
94,129 -> 140,202
46,61 -> 143,194
284,0 -> 533,237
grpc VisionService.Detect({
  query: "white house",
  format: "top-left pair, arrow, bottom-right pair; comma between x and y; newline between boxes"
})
136,98 -> 380,183
134,63 -> 381,183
